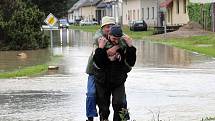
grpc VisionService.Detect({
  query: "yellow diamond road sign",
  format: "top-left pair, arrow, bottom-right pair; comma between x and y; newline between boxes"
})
44,13 -> 58,26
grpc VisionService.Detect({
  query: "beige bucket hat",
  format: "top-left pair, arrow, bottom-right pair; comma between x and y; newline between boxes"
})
101,16 -> 116,27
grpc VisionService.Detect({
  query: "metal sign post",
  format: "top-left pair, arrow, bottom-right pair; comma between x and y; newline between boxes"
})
44,13 -> 58,50
50,28 -> 53,49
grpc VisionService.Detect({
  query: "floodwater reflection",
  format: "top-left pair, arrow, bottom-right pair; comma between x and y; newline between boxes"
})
0,29 -> 215,121
0,49 -> 51,72
1,29 -> 213,73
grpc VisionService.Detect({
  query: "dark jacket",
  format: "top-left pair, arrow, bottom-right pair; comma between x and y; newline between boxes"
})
85,29 -> 128,74
93,46 -> 136,87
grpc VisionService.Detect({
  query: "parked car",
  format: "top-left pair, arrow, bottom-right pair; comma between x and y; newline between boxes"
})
74,19 -> 81,25
58,19 -> 69,28
129,20 -> 147,31
68,19 -> 75,24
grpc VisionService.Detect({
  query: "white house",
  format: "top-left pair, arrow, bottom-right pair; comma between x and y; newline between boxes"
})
68,0 -> 100,22
79,0 -> 101,21
122,0 -> 164,26
68,0 -> 85,22
160,0 -> 189,25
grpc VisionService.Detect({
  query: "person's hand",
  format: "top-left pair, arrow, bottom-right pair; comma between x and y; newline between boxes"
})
98,37 -> 107,48
123,35 -> 133,47
107,45 -> 120,56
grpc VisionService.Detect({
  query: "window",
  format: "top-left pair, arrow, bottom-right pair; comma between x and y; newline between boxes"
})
152,7 -> 154,19
147,7 -> 149,19
142,8 -> 144,19
183,0 -> 187,13
137,9 -> 139,20
133,10 -> 135,20
176,0 -> 179,14
168,8 -> 171,22
128,10 -> 130,20
130,10 -> 132,21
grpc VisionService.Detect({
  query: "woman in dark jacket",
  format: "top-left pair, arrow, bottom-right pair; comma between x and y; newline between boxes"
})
93,25 -> 136,121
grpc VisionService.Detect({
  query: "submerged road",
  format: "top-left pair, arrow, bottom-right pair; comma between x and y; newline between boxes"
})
0,29 -> 215,121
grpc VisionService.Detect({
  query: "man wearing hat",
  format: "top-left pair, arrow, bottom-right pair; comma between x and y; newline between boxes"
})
93,25 -> 136,121
85,16 -> 129,121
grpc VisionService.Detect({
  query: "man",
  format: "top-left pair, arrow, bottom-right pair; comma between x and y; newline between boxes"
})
85,16 -> 128,121
93,25 -> 136,121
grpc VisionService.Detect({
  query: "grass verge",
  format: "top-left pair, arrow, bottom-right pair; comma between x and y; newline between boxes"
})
70,25 -> 215,57
0,55 -> 63,79
0,64 -> 48,79
152,35 -> 215,57
69,25 -> 154,40
202,117 -> 215,121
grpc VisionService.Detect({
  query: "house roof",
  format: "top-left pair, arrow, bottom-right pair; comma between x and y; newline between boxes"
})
160,0 -> 173,8
68,0 -> 101,13
96,1 -> 107,8
80,0 -> 101,7
68,0 -> 85,12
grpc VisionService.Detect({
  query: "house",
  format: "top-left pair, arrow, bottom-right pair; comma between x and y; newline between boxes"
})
160,0 -> 189,26
68,0 -> 85,22
122,0 -> 141,25
79,0 -> 101,21
68,0 -> 101,22
96,0 -> 123,24
96,1 -> 108,23
68,0 -> 124,24
122,0 -> 164,26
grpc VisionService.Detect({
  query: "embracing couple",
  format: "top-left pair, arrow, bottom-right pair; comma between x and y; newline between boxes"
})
86,16 -> 137,121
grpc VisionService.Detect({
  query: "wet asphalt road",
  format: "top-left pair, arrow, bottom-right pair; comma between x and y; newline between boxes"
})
0,29 -> 215,121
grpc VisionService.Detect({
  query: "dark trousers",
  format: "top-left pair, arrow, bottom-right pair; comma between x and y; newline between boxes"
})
96,82 -> 126,121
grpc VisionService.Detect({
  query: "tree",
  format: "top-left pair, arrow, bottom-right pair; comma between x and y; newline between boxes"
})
0,0 -> 49,50
29,0 -> 79,18
188,3 -> 212,30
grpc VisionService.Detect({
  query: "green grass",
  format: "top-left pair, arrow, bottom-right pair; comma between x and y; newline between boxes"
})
153,35 -> 215,57
122,26 -> 154,40
0,54 -> 63,79
0,64 -> 48,79
69,25 -> 154,40
70,25 -> 215,57
69,25 -> 100,33
202,117 -> 215,121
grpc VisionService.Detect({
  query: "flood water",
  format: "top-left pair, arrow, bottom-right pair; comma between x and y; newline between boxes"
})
0,29 -> 215,121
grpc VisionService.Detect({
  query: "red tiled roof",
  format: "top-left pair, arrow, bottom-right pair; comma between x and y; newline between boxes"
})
160,0 -> 173,8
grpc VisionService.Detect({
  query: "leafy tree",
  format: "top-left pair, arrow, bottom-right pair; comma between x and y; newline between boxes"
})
188,3 -> 212,30
0,0 -> 49,50
29,0 -> 79,18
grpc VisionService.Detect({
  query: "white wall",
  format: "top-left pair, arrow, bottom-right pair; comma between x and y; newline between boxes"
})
141,0 -> 159,26
122,0 -> 141,25
80,6 -> 97,20
123,0 -> 160,26
166,0 -> 189,25
68,12 -> 74,22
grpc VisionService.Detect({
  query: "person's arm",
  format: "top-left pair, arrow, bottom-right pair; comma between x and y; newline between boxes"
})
93,29 -> 103,46
123,35 -> 136,66
106,45 -> 120,56
93,37 -> 109,69
125,46 -> 136,67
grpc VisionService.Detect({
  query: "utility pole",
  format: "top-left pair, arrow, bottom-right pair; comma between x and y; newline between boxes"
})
157,0 -> 159,27
212,3 -> 215,32
90,0 -> 93,21
116,0 -> 119,24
